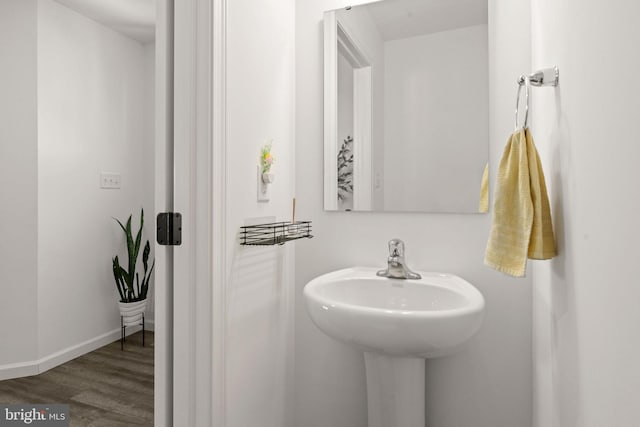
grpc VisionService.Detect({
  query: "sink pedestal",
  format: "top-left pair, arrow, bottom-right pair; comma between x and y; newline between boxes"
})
364,352 -> 425,427
304,268 -> 485,426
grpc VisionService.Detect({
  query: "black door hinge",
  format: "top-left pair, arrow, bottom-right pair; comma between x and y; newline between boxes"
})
157,212 -> 182,246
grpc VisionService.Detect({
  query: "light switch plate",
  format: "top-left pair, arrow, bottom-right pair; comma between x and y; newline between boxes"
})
257,166 -> 270,202
100,172 -> 121,189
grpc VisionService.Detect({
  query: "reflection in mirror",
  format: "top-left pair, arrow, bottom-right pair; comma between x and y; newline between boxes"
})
324,0 -> 489,213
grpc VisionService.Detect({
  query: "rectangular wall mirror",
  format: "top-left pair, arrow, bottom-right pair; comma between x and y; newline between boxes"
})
323,0 -> 489,213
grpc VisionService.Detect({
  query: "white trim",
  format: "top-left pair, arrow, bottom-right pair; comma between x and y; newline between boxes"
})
352,67 -> 372,210
211,0 -> 228,424
173,0 -> 222,425
0,361 -> 38,381
154,0 -> 173,425
173,0 -> 197,423
323,10 -> 338,210
336,22 -> 371,68
0,326 -> 147,381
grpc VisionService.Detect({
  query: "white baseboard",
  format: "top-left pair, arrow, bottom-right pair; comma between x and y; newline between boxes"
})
0,321 -> 154,381
0,360 -> 39,381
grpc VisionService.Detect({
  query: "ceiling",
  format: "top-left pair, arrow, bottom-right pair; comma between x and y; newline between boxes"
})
53,0 -> 156,43
348,0 -> 487,41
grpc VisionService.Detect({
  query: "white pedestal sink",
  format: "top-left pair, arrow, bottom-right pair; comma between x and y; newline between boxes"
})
303,267 -> 485,427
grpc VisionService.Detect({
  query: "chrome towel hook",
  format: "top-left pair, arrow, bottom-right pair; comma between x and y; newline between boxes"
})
514,66 -> 559,131
518,66 -> 559,88
515,75 -> 530,130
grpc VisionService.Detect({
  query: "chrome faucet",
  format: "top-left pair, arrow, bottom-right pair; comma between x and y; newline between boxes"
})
376,239 -> 421,280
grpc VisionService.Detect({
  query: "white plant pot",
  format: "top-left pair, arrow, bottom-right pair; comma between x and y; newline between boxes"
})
118,299 -> 147,327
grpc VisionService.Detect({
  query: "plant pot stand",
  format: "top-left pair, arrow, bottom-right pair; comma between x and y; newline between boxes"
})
121,313 -> 145,351
118,299 -> 148,351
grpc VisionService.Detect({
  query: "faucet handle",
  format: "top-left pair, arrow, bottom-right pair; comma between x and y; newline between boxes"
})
388,238 -> 405,257
379,238 -> 421,279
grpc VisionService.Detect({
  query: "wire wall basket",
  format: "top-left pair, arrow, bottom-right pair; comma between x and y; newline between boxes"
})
240,221 -> 313,246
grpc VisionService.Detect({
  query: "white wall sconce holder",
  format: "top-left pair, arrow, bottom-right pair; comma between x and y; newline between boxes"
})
257,166 -> 275,202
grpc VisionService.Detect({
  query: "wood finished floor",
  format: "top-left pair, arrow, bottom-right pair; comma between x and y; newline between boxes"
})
0,331 -> 153,426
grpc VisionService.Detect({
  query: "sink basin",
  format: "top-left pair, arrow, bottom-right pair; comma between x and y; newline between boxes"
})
304,267 -> 485,358
304,266 -> 485,427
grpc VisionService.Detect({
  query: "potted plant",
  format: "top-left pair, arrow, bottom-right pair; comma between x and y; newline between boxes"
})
337,135 -> 354,202
112,208 -> 155,326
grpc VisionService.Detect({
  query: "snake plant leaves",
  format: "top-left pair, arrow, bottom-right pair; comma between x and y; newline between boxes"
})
112,256 -> 125,301
143,240 -> 150,272
112,208 -> 154,303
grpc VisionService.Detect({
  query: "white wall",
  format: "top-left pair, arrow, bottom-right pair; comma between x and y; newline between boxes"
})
37,0 -> 154,357
0,0 -> 39,368
383,25 -> 488,212
531,1 -> 640,426
295,1 -> 533,427
224,0 -> 295,426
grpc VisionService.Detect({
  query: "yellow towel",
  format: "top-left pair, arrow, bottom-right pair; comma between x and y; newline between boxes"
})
484,128 -> 556,277
479,163 -> 489,213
